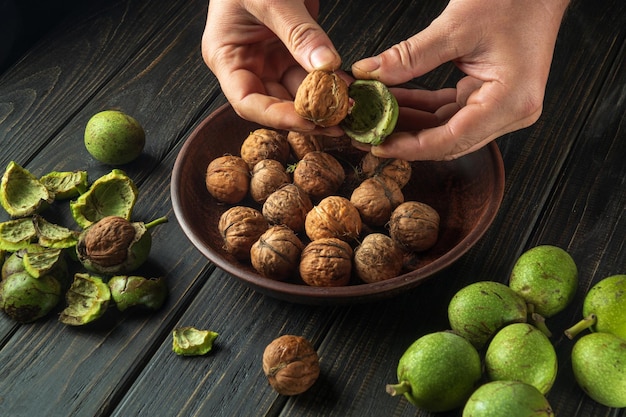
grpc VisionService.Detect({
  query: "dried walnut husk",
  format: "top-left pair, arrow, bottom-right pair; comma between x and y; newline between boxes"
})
350,176 -> 404,227
360,153 -> 412,189
354,233 -> 403,283
218,206 -> 268,261
294,70 -> 349,127
286,131 -> 323,160
249,159 -> 290,204
251,225 -> 303,281
263,335 -> 320,396
389,201 -> 440,252
240,128 -> 290,170
262,184 -> 313,233
205,155 -> 250,204
299,237 -> 353,287
305,196 -> 362,242
293,151 -> 345,200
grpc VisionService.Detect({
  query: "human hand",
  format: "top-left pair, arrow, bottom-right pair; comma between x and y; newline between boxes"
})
351,0 -> 571,161
201,0 -> 344,136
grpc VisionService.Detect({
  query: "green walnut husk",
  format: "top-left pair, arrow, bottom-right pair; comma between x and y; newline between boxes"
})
40,170 -> 88,200
0,270 -> 62,323
32,215 -> 80,249
172,327 -> 219,356
70,169 -> 138,229
0,161 -> 54,218
76,215 -> 167,275
108,275 -> 167,311
59,273 -> 111,326
0,217 -> 37,251
341,80 -> 399,146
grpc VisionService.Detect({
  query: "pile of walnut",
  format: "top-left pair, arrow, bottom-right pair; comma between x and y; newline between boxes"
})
205,128 -> 440,287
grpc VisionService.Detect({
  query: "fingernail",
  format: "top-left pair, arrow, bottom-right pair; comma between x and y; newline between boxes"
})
353,57 -> 380,74
310,46 -> 338,70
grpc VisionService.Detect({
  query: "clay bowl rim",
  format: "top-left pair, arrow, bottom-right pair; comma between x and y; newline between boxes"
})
171,103 -> 505,305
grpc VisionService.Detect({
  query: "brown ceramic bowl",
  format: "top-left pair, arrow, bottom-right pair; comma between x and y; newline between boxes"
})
171,104 -> 505,304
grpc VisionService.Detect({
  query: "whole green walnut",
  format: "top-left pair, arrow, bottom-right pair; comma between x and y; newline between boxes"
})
84,110 -> 145,165
0,271 -> 62,323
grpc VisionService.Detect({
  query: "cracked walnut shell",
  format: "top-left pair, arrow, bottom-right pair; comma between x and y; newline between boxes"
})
294,70 -> 349,127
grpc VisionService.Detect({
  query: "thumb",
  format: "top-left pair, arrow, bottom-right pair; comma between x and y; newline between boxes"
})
259,2 -> 341,71
352,22 -> 461,85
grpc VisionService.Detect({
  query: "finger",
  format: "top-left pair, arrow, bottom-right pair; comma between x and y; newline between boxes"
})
391,87 -> 457,112
456,76 -> 484,107
256,1 -> 342,72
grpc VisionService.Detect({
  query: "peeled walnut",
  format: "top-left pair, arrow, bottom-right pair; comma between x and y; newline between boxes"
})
293,151 -> 345,200
354,233 -> 403,283
299,237 -> 353,287
388,201 -> 440,252
294,70 -> 349,127
262,335 -> 320,396
251,225 -> 304,281
240,128 -> 290,170
286,131 -> 323,160
305,196 -> 362,242
218,206 -> 268,261
350,176 -> 404,226
262,184 -> 313,232
205,155 -> 250,204
249,159 -> 290,204
360,152 -> 412,189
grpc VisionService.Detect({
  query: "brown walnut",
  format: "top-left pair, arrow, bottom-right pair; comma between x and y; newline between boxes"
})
354,233 -> 403,283
249,159 -> 290,204
240,128 -> 290,170
350,176 -> 404,226
360,152 -> 412,189
82,216 -> 135,267
305,196 -> 362,242
294,70 -> 350,127
292,151 -> 345,200
287,131 -> 323,160
205,155 -> 250,204
262,335 -> 320,396
388,201 -> 440,252
218,206 -> 268,261
262,183 -> 313,233
299,237 -> 353,287
251,225 -> 304,281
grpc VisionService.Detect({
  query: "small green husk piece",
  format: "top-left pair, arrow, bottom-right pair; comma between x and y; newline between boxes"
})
0,161 -> 53,217
0,218 -> 37,251
33,215 -> 79,249
70,169 -> 138,229
59,273 -> 111,326
341,80 -> 399,146
40,170 -> 88,200
108,275 -> 167,311
23,245 -> 64,278
172,327 -> 219,356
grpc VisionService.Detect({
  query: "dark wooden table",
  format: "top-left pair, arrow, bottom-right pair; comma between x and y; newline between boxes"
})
0,0 -> 624,416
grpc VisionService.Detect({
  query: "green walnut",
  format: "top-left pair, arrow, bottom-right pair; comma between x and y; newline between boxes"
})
0,271 -> 62,323
84,110 -> 145,165
341,80 -> 399,146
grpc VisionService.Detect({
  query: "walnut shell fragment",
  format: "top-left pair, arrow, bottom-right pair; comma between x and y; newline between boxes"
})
305,196 -> 362,242
350,176 -> 404,226
389,201 -> 440,252
354,233 -> 403,283
262,184 -> 313,233
251,225 -> 304,281
218,206 -> 268,261
294,70 -> 350,127
250,159 -> 290,204
240,128 -> 290,170
205,155 -> 250,204
299,237 -> 353,287
292,151 -> 345,200
262,335 -> 320,396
